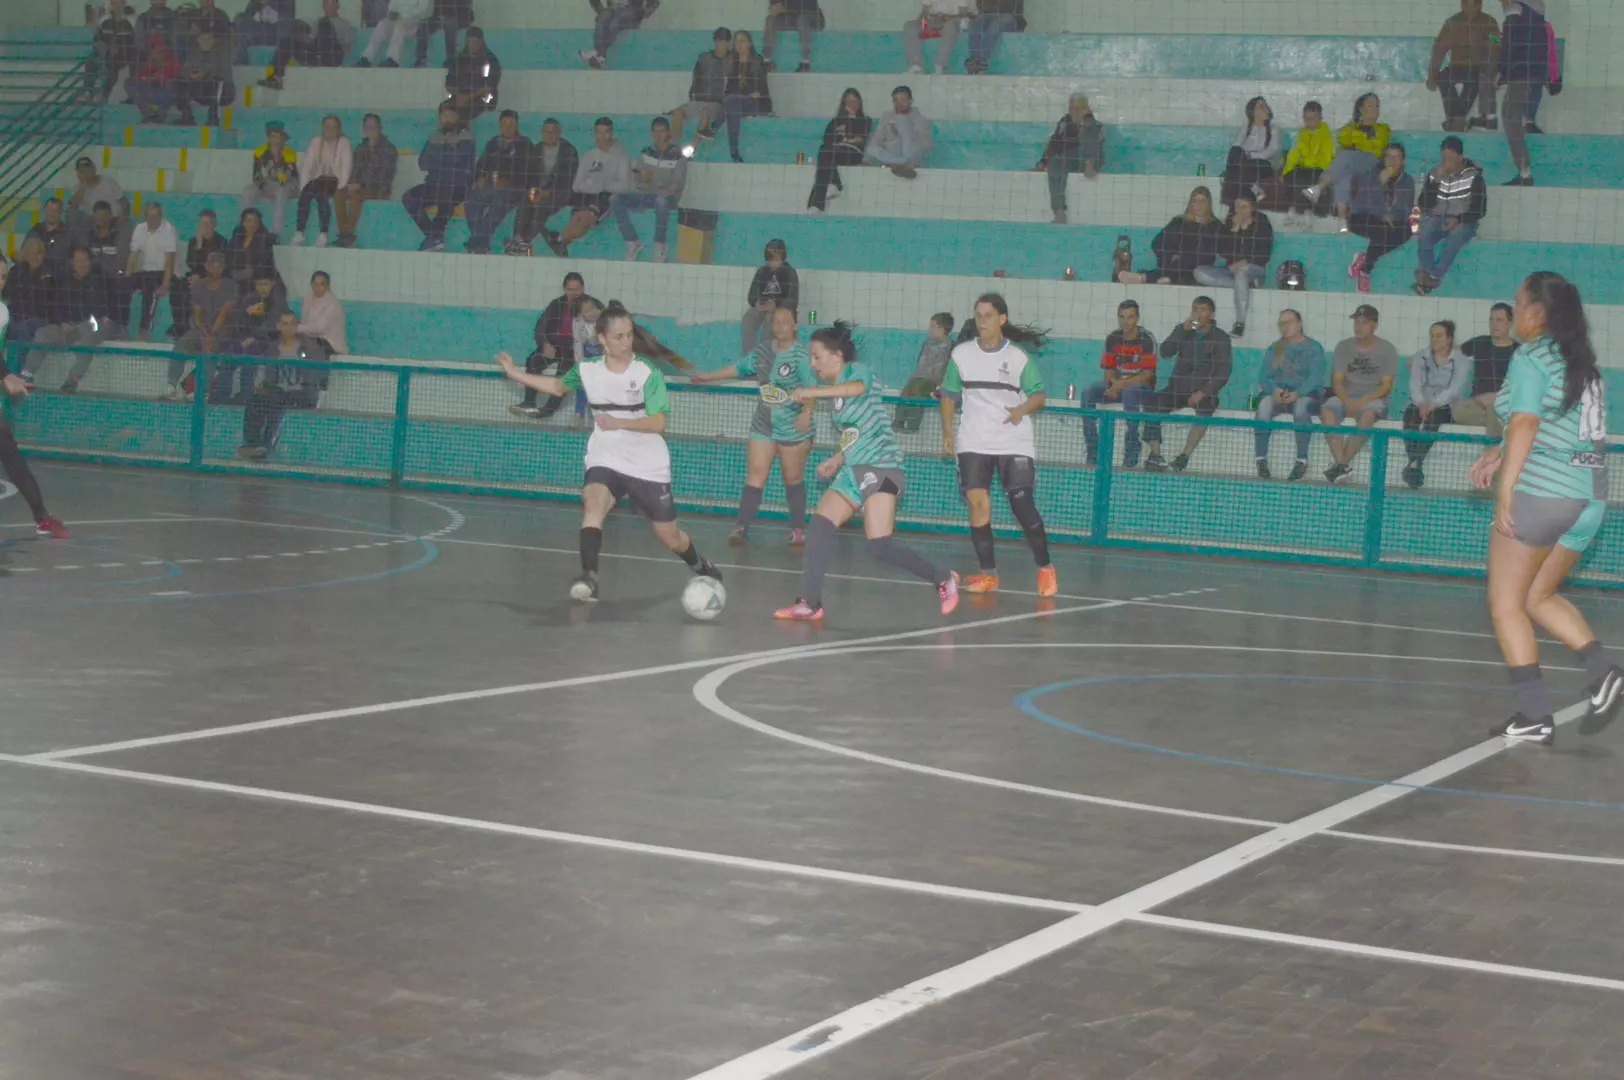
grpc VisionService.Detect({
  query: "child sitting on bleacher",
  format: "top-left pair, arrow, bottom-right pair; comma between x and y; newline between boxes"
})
568,296 -> 605,424
893,312 -> 955,433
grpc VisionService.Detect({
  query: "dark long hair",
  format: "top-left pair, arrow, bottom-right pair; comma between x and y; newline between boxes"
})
836,87 -> 864,118
1351,92 -> 1379,127
810,320 -> 859,366
1524,271 -> 1599,413
975,293 -> 1049,350
593,299 -> 693,371
1242,96 -> 1272,151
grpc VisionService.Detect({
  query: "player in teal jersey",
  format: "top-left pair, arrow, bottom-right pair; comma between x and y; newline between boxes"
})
1471,272 -> 1623,745
689,305 -> 817,546
773,322 -> 959,622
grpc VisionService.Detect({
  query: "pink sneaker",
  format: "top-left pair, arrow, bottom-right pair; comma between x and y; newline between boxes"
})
34,514 -> 71,539
1356,271 -> 1371,294
1348,252 -> 1366,280
774,599 -> 823,621
938,570 -> 960,616
788,527 -> 805,547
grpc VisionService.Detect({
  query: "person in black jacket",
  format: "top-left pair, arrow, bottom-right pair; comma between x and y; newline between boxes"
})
21,248 -> 120,392
1141,296 -> 1234,473
2,239 -> 57,378
722,30 -> 772,164
581,0 -> 661,70
807,88 -> 870,212
1117,187 -> 1221,286
25,198 -> 75,272
1194,194 -> 1273,337
1413,135 -> 1487,295
670,27 -> 732,143
1498,0 -> 1549,186
0,255 -> 71,539
463,110 -> 537,254
167,207 -> 225,339
1035,92 -> 1105,224
509,120 -> 580,255
90,0 -> 138,102
226,208 -> 278,291
261,0 -> 356,88
238,309 -> 330,459
510,272 -> 588,418
444,26 -> 501,123
741,240 -> 798,353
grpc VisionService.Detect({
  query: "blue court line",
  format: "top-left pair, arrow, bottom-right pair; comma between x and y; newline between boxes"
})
1013,673 -> 1624,813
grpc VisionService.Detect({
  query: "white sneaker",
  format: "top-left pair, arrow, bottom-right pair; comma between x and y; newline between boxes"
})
289,231 -> 305,246
162,383 -> 180,400
1301,185 -> 1320,202
908,64 -> 924,75
652,242 -> 667,263
314,232 -> 328,247
578,49 -> 596,63
625,241 -> 644,261
933,64 -> 945,75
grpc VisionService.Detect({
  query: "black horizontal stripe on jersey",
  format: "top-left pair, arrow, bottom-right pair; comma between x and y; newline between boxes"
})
960,380 -> 1022,392
588,401 -> 648,412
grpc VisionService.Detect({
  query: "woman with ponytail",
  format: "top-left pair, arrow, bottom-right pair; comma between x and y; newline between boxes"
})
776,321 -> 959,622
1472,271 -> 1621,744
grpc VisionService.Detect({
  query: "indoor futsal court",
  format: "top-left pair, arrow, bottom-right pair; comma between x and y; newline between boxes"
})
6,461 -> 1624,1080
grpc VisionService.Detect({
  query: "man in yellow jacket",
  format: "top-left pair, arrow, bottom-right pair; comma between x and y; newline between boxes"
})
1280,101 -> 1333,230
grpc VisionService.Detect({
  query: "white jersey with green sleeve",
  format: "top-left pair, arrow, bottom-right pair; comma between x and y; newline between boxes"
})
1494,338 -> 1609,501
562,356 -> 672,482
942,339 -> 1045,457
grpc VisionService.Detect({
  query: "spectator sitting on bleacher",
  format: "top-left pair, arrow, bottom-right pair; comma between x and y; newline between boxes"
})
134,0 -> 177,59
402,102 -> 475,252
581,0 -> 660,70
1252,308 -> 1326,481
298,271 -> 348,354
1429,0 -> 1500,133
549,117 -> 630,256
966,0 -> 1023,75
1036,92 -> 1104,225
292,116 -> 353,248
1280,101 -> 1333,229
173,26 -> 233,127
741,238 -> 798,353
261,0 -> 355,91
1401,319 -> 1472,489
232,269 -> 290,359
74,202 -> 131,311
128,34 -> 180,124
227,207 -> 277,291
185,0 -> 233,42
234,0 -> 294,64
508,119 -> 578,256
723,31 -> 773,164
444,27 -> 500,123
906,0 -> 971,76
168,207 -> 223,339
1321,303 -> 1398,484
2,239 -> 56,378
1081,299 -> 1157,468
1117,186 -> 1220,286
26,199 -> 74,272
356,0 -> 432,68
670,28 -> 732,143
91,0 -> 137,103
764,0 -> 823,74
893,312 -> 955,433
1453,301 -> 1514,436
1142,295 -> 1232,474
1195,193 -> 1272,338
807,88 -> 871,213
463,110 -> 536,255
335,113 -> 397,248
612,117 -> 686,264
510,272 -> 588,418
22,248 -> 120,394
865,85 -> 931,180
1346,142 -> 1415,294
125,201 -> 177,342
170,251 -> 235,398
1304,93 -> 1389,229
238,310 -> 329,460
242,120 -> 299,237
1221,97 -> 1281,210
414,0 -> 472,69
69,157 -> 127,226
1413,135 -> 1486,296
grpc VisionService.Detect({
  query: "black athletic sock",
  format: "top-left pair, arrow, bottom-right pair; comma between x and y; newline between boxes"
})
785,482 -> 808,531
1509,663 -> 1552,719
969,523 -> 996,571
0,423 -> 47,519
735,485 -> 765,529
676,536 -> 703,568
1577,640 -> 1614,682
579,526 -> 602,574
801,513 -> 836,606
1023,523 -> 1051,567
869,535 -> 942,585
1007,491 -> 1050,567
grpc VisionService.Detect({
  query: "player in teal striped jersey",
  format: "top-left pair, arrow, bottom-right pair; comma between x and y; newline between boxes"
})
1471,272 -> 1623,745
774,322 -> 958,622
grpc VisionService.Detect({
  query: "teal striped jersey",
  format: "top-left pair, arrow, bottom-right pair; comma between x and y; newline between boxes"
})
829,362 -> 904,469
736,340 -> 816,440
1495,338 -> 1609,501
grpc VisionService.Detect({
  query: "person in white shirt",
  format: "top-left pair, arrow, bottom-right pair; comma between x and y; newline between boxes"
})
292,115 -> 353,247
864,85 -> 932,179
938,293 -> 1057,597
1221,96 -> 1282,209
904,1 -> 971,75
356,0 -> 431,67
124,201 -> 178,341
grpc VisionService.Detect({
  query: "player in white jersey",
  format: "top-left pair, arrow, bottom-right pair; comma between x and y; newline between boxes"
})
496,301 -> 720,601
0,254 -> 70,539
939,293 -> 1056,597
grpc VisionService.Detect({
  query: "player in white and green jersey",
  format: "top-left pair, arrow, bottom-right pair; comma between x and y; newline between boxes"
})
1470,272 -> 1622,746
774,322 -> 958,622
495,301 -> 721,602
689,305 -> 817,546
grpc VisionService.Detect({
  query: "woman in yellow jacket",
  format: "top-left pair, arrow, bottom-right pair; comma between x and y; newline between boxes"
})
1280,100 -> 1334,229
1303,92 -> 1391,229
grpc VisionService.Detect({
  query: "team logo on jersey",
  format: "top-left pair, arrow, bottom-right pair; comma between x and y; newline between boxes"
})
999,362 -> 1010,377
859,471 -> 879,491
832,398 -> 845,413
777,362 -> 793,378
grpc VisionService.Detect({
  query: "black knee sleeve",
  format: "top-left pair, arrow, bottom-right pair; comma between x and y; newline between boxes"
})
1007,486 -> 1043,531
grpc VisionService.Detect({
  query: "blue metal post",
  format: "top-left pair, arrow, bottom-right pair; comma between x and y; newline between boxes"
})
1362,430 -> 1389,566
390,368 -> 412,486
1089,410 -> 1115,545
188,358 -> 208,467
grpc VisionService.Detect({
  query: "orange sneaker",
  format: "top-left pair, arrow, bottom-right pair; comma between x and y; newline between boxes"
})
962,572 -> 1000,594
1037,565 -> 1058,598
774,599 -> 824,621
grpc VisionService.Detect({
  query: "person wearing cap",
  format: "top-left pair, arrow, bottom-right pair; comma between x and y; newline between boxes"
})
242,121 -> 299,237
864,85 -> 932,179
905,0 -> 970,76
1412,134 -> 1486,296
68,158 -> 127,225
260,0 -> 354,90
1428,0 -> 1500,133
764,0 -> 823,74
669,28 -> 731,143
611,116 -> 686,264
444,26 -> 501,123
463,109 -> 536,254
402,102 -> 475,252
23,246 -> 120,394
292,115 -> 353,247
1321,304 -> 1398,484
580,0 -> 661,70
507,119 -> 579,256
356,0 -> 432,68
171,250 -> 237,398
173,24 -> 233,127
741,240 -> 797,353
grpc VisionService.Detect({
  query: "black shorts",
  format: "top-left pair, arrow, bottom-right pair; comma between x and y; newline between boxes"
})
569,192 -> 612,222
957,452 -> 1036,495
584,466 -> 677,523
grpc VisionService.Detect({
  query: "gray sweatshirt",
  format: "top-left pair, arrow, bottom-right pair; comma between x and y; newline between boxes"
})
869,109 -> 934,160
573,139 -> 633,195
1408,347 -> 1473,407
631,144 -> 687,198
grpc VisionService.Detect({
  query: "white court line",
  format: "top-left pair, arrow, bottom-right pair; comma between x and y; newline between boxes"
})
27,600 -> 1128,761
684,695 -> 1592,1080
0,517 -> 205,528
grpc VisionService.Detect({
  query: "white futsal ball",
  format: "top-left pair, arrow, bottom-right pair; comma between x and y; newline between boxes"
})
682,576 -> 727,621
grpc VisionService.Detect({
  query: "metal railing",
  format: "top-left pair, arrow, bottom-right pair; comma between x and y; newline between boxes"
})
0,38 -> 101,233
